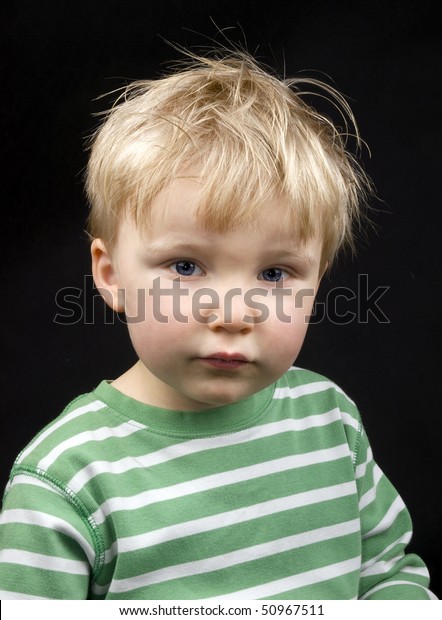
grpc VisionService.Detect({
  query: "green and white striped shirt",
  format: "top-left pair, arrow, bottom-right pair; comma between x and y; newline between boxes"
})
0,367 -> 435,599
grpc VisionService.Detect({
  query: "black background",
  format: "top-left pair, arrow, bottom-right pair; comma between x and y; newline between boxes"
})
1,0 -> 441,598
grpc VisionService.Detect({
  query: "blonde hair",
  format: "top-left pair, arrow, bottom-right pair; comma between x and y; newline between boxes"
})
86,51 -> 371,267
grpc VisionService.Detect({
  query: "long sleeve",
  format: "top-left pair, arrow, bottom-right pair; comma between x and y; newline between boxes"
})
0,472 -> 96,599
355,426 -> 436,599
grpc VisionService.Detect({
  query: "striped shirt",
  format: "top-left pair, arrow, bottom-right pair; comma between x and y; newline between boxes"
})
0,367 -> 435,599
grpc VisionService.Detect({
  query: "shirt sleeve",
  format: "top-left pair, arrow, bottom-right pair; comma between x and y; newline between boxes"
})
0,471 -> 98,599
354,425 -> 436,599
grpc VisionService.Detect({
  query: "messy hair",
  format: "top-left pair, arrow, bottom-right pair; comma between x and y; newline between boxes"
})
85,51 -> 371,267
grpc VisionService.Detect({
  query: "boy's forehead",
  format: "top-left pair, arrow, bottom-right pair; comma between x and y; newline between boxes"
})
114,171 -> 324,264
143,176 -> 311,234
135,197 -> 309,243
120,204 -> 322,267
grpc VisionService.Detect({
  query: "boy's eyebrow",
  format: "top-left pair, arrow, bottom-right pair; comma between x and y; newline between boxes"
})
147,239 -> 211,254
269,249 -> 317,266
147,238 -> 317,265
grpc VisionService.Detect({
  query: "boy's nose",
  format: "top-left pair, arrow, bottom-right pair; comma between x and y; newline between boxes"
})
205,287 -> 257,333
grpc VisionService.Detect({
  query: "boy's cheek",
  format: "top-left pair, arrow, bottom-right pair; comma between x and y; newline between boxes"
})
265,287 -> 317,323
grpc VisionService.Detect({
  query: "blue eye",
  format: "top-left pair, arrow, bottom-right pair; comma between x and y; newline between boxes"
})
171,261 -> 202,277
260,268 -> 285,282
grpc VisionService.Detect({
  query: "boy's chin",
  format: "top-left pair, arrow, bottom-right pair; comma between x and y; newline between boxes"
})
185,383 -> 264,410
180,392 -> 245,411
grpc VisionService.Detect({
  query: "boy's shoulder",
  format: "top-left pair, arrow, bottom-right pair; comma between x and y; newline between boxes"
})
277,366 -> 362,424
276,367 -> 364,460
279,366 -> 358,403
8,383 -> 125,484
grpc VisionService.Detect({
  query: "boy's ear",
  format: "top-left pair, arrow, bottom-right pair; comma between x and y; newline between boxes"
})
91,239 -> 125,312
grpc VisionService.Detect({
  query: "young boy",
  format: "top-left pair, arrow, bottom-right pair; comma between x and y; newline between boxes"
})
0,52 -> 436,600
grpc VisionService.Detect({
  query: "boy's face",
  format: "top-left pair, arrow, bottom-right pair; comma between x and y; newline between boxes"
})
94,176 -> 324,411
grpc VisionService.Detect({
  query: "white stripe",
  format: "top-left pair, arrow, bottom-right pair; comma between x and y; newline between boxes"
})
0,508 -> 95,566
339,411 -> 360,432
274,381 -> 339,400
93,443 -> 350,525
207,556 -> 361,600
360,579 -> 434,600
8,473 -> 66,497
68,409 -> 344,492
0,549 -> 89,576
359,463 -> 383,510
360,554 -> 404,577
362,495 -> 406,540
0,589 -> 50,600
17,400 -> 107,464
37,420 -> 144,471
355,447 -> 373,480
106,519 -> 361,594
276,374 -> 356,406
360,532 -> 411,573
104,481 -> 357,562
402,565 -> 431,578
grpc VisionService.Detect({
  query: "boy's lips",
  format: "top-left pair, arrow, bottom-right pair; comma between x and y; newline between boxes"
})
198,352 -> 250,369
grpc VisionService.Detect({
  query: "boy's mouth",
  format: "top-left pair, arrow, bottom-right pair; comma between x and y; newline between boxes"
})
199,352 -> 250,369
